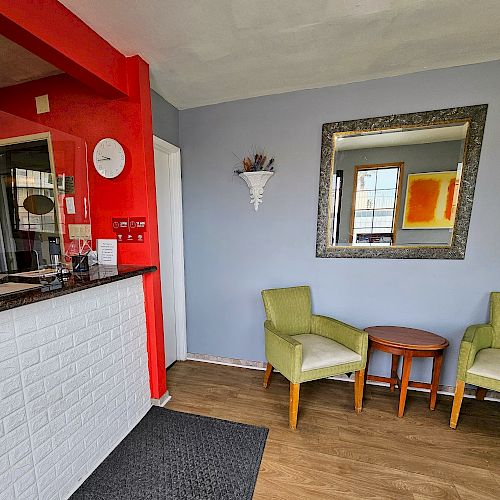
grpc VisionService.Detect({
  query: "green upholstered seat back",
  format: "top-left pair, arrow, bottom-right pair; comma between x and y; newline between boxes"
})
261,286 -> 312,334
490,292 -> 500,347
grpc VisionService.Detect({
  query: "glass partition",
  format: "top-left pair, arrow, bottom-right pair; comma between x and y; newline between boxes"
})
0,110 -> 90,273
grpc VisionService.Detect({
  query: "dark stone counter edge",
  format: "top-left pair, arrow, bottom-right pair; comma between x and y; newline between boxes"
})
0,265 -> 157,313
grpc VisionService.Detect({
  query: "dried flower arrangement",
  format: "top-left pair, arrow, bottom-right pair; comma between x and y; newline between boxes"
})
234,148 -> 275,174
234,148 -> 276,210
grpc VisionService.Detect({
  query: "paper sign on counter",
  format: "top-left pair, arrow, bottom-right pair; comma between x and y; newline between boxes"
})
97,239 -> 118,266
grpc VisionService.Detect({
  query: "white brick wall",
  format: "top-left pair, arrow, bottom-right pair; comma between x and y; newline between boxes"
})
0,276 -> 151,500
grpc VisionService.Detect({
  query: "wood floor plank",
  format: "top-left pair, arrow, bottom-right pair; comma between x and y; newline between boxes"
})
454,483 -> 500,500
264,443 -> 463,499
166,361 -> 500,500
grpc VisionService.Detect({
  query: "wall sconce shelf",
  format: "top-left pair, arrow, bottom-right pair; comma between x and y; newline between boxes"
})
239,171 -> 274,211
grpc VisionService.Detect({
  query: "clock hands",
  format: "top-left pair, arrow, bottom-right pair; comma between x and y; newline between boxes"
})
97,155 -> 111,161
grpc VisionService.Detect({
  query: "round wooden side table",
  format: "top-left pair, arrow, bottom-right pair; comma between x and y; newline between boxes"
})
364,326 -> 449,417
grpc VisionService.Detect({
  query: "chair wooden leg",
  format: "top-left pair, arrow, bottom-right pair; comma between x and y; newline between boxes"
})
354,369 -> 365,413
289,383 -> 300,430
450,380 -> 465,429
476,387 -> 487,401
262,363 -> 273,388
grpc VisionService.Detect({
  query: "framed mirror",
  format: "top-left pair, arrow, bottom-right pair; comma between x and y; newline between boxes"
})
316,105 -> 487,259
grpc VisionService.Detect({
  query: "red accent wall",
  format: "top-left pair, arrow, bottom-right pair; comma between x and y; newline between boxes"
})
0,4 -> 167,399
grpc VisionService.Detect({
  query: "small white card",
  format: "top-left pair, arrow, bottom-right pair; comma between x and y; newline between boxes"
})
65,197 -> 76,214
97,239 -> 118,266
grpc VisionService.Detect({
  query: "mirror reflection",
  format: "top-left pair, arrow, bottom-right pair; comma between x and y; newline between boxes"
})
329,122 -> 468,247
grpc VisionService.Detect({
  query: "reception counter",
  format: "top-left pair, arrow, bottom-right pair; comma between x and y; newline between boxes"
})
0,264 -> 156,312
0,265 -> 155,499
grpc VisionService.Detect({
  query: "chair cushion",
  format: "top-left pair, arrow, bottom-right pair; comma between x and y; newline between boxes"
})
291,333 -> 361,372
467,348 -> 500,380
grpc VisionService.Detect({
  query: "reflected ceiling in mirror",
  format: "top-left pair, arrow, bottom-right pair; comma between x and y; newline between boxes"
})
316,105 -> 487,259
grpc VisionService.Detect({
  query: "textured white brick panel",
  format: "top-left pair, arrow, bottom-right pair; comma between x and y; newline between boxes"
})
28,410 -> 49,435
0,455 -> 8,475
9,438 -> 31,466
0,487 -> 14,500
13,315 -> 37,337
39,305 -> 72,329
0,392 -> 24,420
0,357 -> 20,384
3,407 -> 25,434
0,340 -> 17,361
73,324 -> 99,346
0,374 -> 22,401
22,358 -> 60,387
0,275 -> 151,500
18,349 -> 40,371
0,311 -> 14,344
60,343 -> 88,368
17,483 -> 37,500
24,380 -> 45,405
40,335 -> 74,362
56,317 -> 85,338
0,422 -> 29,454
17,326 -> 56,354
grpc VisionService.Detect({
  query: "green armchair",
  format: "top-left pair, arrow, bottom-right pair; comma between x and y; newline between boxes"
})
450,292 -> 500,428
261,286 -> 368,429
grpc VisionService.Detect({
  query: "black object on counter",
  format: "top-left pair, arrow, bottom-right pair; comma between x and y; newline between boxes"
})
72,254 -> 90,273
49,236 -> 61,267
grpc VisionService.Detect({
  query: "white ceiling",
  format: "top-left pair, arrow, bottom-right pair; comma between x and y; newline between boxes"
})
58,0 -> 500,109
0,35 -> 61,88
336,124 -> 469,151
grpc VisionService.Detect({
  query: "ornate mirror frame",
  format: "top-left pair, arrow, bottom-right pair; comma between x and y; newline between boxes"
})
316,105 -> 488,259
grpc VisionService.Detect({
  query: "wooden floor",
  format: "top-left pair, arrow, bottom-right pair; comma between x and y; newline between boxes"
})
166,361 -> 500,500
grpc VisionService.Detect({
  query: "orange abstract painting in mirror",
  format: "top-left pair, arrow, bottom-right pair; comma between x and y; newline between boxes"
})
402,171 -> 458,229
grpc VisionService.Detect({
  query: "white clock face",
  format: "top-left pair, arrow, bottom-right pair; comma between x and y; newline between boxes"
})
93,138 -> 125,179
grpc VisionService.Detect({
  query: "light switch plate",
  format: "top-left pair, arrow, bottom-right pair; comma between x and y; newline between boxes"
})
35,94 -> 50,114
68,224 -> 92,240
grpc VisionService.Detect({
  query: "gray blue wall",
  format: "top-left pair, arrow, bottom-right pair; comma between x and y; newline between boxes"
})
179,60 -> 500,387
151,90 -> 179,146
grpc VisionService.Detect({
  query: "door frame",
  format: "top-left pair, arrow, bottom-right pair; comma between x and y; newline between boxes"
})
153,135 -> 187,361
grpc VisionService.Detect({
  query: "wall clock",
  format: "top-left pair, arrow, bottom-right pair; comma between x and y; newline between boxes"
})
93,138 -> 125,178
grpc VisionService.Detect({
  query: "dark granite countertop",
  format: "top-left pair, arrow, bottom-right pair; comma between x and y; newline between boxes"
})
0,264 -> 156,312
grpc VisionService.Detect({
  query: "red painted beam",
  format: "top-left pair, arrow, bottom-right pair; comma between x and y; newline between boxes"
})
0,0 -> 129,98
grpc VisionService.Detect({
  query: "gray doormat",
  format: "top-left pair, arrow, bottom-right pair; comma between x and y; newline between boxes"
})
71,407 -> 268,500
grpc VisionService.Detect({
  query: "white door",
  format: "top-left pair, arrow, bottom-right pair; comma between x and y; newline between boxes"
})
153,136 -> 187,368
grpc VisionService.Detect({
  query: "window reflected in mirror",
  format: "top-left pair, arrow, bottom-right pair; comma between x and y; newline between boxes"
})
328,122 -> 468,248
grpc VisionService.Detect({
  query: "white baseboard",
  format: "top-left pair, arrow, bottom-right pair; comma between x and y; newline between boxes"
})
151,391 -> 171,407
187,353 -> 266,370
186,352 -> 500,402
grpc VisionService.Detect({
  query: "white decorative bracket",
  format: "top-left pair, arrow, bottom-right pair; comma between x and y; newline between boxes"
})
239,171 -> 274,211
